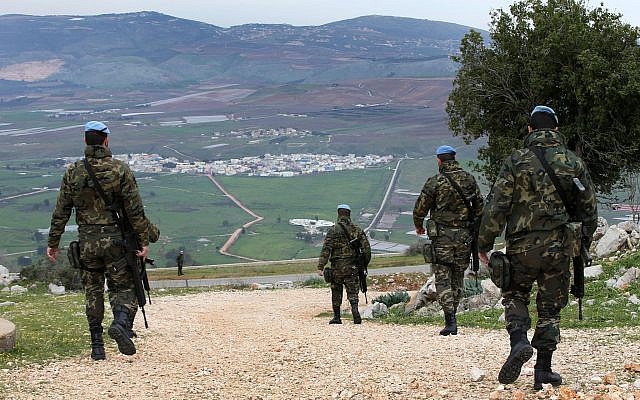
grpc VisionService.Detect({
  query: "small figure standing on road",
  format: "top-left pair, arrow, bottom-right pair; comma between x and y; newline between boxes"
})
176,250 -> 184,276
46,121 -> 151,361
477,106 -> 597,390
413,145 -> 483,336
317,204 -> 371,324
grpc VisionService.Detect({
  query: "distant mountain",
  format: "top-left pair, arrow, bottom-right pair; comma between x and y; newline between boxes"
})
0,12 -> 487,91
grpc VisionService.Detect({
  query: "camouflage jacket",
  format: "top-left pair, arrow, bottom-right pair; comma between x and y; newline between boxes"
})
413,160 -> 483,230
478,129 -> 598,254
48,145 -> 150,248
317,216 -> 371,272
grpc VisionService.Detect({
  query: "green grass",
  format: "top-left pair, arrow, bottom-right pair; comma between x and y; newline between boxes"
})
378,252 -> 640,331
147,254 -> 425,280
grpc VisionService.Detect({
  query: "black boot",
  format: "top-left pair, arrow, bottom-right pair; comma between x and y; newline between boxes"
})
498,330 -> 533,384
329,305 -> 342,324
108,306 -> 136,355
351,301 -> 362,324
533,350 -> 562,390
90,326 -> 106,361
439,312 -> 457,336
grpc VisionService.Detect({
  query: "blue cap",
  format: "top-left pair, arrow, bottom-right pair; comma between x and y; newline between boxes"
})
531,105 -> 558,124
337,204 -> 351,211
84,121 -> 110,135
436,145 -> 456,156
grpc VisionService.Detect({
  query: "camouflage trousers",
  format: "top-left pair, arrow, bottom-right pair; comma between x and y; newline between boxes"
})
79,226 -> 137,329
433,227 -> 472,314
502,242 -> 570,352
330,262 -> 360,309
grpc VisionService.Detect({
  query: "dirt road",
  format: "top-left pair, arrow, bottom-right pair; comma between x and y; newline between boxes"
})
2,288 -> 638,399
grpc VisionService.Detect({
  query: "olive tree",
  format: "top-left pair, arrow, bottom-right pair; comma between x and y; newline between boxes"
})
447,0 -> 640,192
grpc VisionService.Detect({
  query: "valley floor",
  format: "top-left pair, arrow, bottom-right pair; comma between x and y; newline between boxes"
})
1,288 -> 638,399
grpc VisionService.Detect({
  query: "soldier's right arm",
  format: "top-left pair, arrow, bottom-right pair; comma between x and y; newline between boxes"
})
477,159 -> 515,252
47,168 -> 75,248
413,177 -> 436,229
317,228 -> 336,270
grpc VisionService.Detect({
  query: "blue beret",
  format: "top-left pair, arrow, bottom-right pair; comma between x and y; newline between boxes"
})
337,204 -> 351,211
84,121 -> 110,135
436,145 -> 456,156
531,105 -> 558,124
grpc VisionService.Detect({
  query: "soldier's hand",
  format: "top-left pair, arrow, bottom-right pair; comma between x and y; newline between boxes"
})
415,227 -> 426,236
317,269 -> 324,277
479,252 -> 489,266
46,247 -> 59,263
136,246 -> 149,259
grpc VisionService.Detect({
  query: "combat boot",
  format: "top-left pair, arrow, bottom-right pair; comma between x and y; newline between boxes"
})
350,301 -> 362,324
533,350 -> 562,390
329,305 -> 342,324
108,306 -> 136,355
439,312 -> 457,336
498,330 -> 533,384
89,326 -> 106,361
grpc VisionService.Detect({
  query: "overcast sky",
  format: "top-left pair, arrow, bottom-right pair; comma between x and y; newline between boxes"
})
0,0 -> 638,30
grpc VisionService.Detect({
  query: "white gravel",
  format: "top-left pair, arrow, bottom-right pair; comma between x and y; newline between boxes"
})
1,288 -> 639,399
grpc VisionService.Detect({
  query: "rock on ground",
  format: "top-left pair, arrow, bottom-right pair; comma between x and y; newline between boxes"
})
1,289 -> 639,399
0,318 -> 17,352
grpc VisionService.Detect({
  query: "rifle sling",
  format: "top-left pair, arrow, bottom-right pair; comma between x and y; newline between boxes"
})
528,146 -> 575,219
440,171 -> 475,225
82,158 -> 121,225
337,222 -> 360,255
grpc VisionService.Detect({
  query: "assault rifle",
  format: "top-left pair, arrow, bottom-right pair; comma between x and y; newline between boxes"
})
83,159 -> 152,328
570,240 -> 591,320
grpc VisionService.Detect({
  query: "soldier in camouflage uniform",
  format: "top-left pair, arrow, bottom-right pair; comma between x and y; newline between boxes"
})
413,145 -> 483,335
46,121 -> 152,360
478,106 -> 597,390
317,204 -> 371,324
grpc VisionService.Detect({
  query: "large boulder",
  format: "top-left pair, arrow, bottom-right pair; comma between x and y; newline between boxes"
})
592,217 -> 609,241
48,283 -> 66,295
10,285 -> 27,294
584,265 -> 604,279
614,267 -> 639,290
0,318 -> 17,352
404,276 -> 437,314
595,226 -> 629,258
618,221 -> 640,234
361,302 -> 388,319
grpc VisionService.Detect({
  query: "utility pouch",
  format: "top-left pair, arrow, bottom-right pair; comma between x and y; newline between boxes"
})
563,222 -> 582,257
323,268 -> 334,284
422,241 -> 436,264
489,251 -> 511,289
67,241 -> 82,269
426,219 -> 438,238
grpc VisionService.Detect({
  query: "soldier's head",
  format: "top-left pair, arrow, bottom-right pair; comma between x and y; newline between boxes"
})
337,204 -> 351,218
529,105 -> 559,131
84,121 -> 110,147
436,145 -> 456,164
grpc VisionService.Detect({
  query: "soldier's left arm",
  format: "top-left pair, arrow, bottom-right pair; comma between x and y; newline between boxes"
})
317,228 -> 336,270
477,159 -> 514,252
119,164 -> 150,246
413,177 -> 436,229
47,168 -> 74,248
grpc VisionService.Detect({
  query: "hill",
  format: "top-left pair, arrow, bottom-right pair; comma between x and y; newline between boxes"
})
0,12 -> 487,91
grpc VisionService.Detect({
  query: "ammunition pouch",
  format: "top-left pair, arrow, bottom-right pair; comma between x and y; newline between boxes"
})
323,268 -> 334,284
422,241 -> 436,264
426,219 -> 438,238
489,251 -> 511,289
67,241 -> 82,269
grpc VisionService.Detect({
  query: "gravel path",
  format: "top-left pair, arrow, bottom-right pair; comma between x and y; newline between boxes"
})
2,288 -> 639,400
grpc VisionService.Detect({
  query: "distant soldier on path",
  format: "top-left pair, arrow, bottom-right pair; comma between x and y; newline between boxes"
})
413,145 -> 483,336
176,250 -> 184,275
478,106 -> 597,390
46,121 -> 152,360
317,204 -> 371,324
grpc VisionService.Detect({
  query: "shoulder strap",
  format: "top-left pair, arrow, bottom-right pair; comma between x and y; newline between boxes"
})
83,158 -> 111,208
440,171 -> 475,217
528,146 -> 575,219
337,222 -> 360,250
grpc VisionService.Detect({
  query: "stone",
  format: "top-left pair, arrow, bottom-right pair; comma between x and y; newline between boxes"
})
48,283 -> 66,295
625,362 -> 640,372
604,372 -> 617,385
593,217 -> 609,241
629,295 -> 640,305
361,302 -> 389,319
596,226 -> 629,258
481,278 -> 501,298
498,311 -> 505,322
512,389 -> 525,400
469,367 -> 486,382
606,278 -> 618,288
586,299 -> 596,306
558,387 -> 577,399
591,376 -> 603,384
10,285 -> 27,294
634,378 -> 640,389
615,268 -> 639,290
0,318 -> 17,352
0,302 -> 16,307
618,221 -> 640,233
274,281 -> 293,289
404,276 -> 437,314
584,265 -> 604,279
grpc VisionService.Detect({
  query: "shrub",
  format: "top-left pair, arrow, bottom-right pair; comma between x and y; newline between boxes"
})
373,291 -> 410,307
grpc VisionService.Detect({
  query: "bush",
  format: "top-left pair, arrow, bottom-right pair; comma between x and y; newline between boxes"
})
20,257 -> 83,290
373,291 -> 410,307
404,242 -> 424,257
